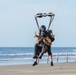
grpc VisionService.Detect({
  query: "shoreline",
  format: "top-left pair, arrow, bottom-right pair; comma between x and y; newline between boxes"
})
0,62 -> 76,75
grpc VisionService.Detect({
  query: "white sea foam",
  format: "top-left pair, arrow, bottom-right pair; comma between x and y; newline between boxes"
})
0,57 -> 33,61
0,53 -> 33,56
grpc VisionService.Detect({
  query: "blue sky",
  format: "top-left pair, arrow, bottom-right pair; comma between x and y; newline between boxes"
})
0,0 -> 76,47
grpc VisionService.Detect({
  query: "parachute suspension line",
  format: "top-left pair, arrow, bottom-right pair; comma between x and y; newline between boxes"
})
54,0 -> 63,15
48,0 -> 63,28
33,0 -> 63,30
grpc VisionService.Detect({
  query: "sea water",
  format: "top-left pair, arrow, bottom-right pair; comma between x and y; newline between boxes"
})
0,47 -> 76,66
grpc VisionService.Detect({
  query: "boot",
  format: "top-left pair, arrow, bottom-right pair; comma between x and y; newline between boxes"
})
50,61 -> 53,66
32,62 -> 38,66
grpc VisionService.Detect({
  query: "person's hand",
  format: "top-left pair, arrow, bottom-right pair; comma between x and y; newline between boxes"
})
34,32 -> 39,38
43,37 -> 52,46
43,38 -> 46,43
51,33 -> 55,38
34,32 -> 37,38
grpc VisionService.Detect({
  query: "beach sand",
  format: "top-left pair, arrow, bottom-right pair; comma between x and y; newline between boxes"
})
0,62 -> 76,75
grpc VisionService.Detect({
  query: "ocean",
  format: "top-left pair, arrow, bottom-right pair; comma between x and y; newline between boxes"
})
0,47 -> 76,66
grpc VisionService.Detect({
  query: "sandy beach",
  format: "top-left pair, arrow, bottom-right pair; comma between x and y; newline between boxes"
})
0,62 -> 76,75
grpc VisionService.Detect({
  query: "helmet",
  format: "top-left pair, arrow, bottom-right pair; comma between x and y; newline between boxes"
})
40,25 -> 46,31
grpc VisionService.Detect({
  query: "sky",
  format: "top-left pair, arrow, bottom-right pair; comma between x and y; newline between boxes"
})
0,0 -> 76,47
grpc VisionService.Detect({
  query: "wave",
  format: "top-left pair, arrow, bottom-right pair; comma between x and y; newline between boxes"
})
0,57 -> 33,61
0,51 -> 76,62
53,52 -> 76,55
0,53 -> 33,56
0,56 -> 75,61
0,52 -> 76,57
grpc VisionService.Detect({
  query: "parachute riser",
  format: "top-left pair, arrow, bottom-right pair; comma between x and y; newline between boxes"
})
35,17 -> 39,30
34,12 -> 55,30
48,16 -> 54,30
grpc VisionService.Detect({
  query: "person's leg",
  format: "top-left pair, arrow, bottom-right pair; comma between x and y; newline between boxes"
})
32,58 -> 38,66
39,50 -> 44,59
47,46 -> 53,66
33,44 -> 39,59
49,55 -> 53,66
39,44 -> 47,59
39,48 -> 47,59
32,44 -> 42,66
